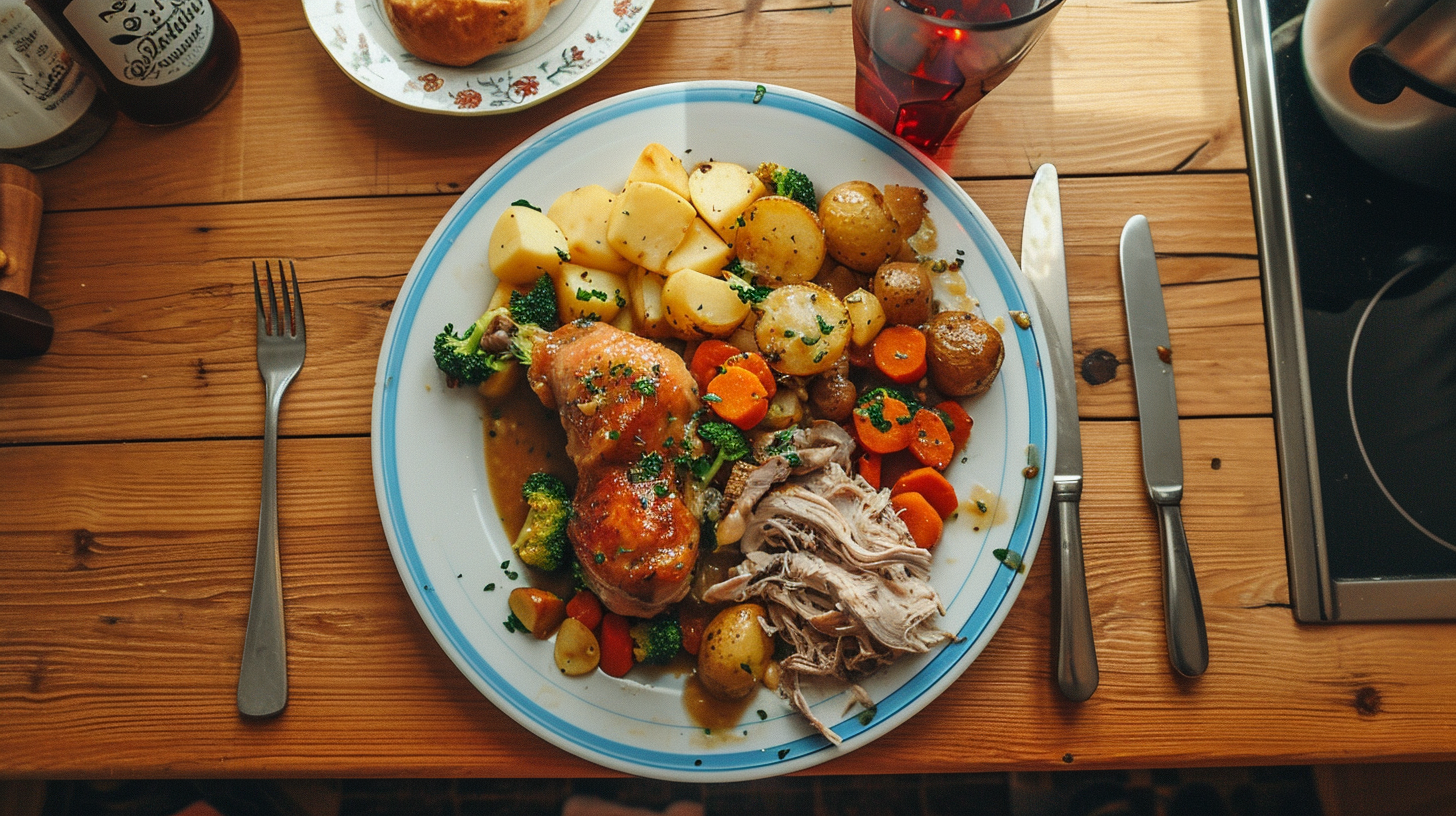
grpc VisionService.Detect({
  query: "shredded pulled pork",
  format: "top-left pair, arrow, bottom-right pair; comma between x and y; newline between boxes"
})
702,424 -> 955,744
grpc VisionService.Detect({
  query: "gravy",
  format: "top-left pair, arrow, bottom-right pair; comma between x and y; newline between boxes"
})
483,379 -> 574,534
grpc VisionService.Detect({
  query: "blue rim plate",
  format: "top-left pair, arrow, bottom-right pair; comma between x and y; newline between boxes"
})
370,81 -> 1055,781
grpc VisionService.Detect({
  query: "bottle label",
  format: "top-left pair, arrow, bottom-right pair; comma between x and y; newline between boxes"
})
63,0 -> 214,87
0,5 -> 95,148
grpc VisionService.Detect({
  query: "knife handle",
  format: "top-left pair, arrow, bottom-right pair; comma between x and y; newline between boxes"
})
1156,503 -> 1209,677
1053,497 -> 1098,701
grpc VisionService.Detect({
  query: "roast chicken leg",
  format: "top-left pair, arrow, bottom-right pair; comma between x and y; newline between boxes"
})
527,320 -> 702,617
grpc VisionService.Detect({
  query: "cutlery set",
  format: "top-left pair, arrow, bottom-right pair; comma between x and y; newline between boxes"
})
1018,165 -> 1209,701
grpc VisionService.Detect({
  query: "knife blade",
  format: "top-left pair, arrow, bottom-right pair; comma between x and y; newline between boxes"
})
1118,214 -> 1208,678
1020,164 -> 1098,701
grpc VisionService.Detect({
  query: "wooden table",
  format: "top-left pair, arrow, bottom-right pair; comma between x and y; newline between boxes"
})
4,0 -> 1455,780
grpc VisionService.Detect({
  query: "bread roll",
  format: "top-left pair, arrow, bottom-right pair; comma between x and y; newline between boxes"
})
383,0 -> 553,67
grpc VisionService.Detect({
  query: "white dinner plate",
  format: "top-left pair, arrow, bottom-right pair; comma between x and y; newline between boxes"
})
371,81 -> 1055,781
303,0 -> 650,115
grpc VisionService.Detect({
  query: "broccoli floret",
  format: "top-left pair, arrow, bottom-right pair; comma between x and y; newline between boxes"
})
630,616 -> 683,665
679,420 -> 751,485
432,310 -> 515,385
512,471 -> 572,571
509,274 -> 560,330
432,303 -> 549,386
756,162 -> 817,210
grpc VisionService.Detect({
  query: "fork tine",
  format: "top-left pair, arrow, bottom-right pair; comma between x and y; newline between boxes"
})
265,260 -> 281,336
288,260 -> 305,339
252,261 -> 267,335
277,259 -> 294,336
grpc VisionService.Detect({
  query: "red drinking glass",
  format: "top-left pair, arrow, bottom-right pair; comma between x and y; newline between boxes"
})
852,0 -> 1066,152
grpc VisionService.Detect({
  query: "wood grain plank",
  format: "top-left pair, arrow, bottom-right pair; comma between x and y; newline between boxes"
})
3,422 -> 1453,777
33,0 -> 1243,211
1,174 -> 1262,443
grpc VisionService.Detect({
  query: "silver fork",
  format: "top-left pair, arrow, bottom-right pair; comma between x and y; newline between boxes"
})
238,260 -> 306,718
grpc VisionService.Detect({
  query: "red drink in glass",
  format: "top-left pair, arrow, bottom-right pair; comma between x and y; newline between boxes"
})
852,0 -> 1064,152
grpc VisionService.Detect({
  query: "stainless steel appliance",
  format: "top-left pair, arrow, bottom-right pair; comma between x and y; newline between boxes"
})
1232,0 -> 1456,621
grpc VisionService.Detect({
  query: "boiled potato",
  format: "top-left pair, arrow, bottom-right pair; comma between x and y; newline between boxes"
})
546,185 -> 635,274
663,218 -> 733,277
553,617 -> 601,676
924,310 -> 1005,397
842,287 -> 887,349
819,181 -> 902,273
733,196 -> 827,286
753,283 -> 851,376
488,205 -> 570,285
627,266 -> 669,337
872,261 -> 934,326
697,603 -> 774,701
813,262 -> 866,300
554,262 -> 628,323
606,181 -> 698,273
883,184 -> 928,237
625,142 -> 691,200
662,268 -> 752,338
688,161 -> 767,245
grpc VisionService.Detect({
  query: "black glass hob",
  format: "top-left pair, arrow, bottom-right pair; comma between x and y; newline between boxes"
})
1232,0 -> 1456,621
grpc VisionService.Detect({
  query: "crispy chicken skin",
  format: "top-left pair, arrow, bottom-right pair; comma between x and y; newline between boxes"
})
568,468 -> 699,617
527,320 -> 702,616
528,321 -> 701,473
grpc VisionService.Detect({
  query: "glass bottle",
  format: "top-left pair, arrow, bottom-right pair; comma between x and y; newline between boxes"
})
0,1 -> 114,169
25,0 -> 240,126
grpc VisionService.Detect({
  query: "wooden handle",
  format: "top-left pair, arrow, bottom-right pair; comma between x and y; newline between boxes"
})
0,164 -> 44,300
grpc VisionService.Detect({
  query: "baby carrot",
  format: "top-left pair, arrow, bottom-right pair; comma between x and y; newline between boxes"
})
908,408 -> 954,470
723,351 -> 777,398
891,466 -> 958,519
934,399 -> 973,452
706,365 -> 770,430
891,491 -> 944,549
858,451 -> 883,490
566,588 -> 603,631
689,339 -> 741,393
872,325 -> 929,384
852,393 -> 915,454
599,612 -> 634,678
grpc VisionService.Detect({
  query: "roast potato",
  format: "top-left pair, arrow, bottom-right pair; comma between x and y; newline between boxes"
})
872,261 -> 934,327
818,181 -> 902,273
842,287 -> 887,349
753,283 -> 851,376
662,268 -> 751,338
923,310 -> 1004,397
808,355 -> 857,421
733,196 -> 827,286
697,603 -> 775,701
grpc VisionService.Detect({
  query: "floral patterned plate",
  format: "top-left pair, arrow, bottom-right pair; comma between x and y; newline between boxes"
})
303,0 -> 650,114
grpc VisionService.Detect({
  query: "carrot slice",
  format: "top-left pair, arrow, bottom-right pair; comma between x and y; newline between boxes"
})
891,466 -> 958,519
599,612 -> 633,677
689,340 -> 741,393
872,325 -> 929,384
858,451 -> 883,490
908,409 -> 955,470
934,399 -> 973,452
706,365 -> 770,430
565,589 -> 603,631
891,491 -> 944,549
852,394 -> 915,454
723,351 -> 777,398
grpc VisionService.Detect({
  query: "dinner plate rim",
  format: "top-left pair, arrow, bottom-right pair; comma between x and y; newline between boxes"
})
370,80 -> 1056,780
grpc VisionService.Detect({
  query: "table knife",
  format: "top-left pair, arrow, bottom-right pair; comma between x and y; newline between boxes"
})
1020,164 -> 1098,702
1119,214 -> 1209,678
